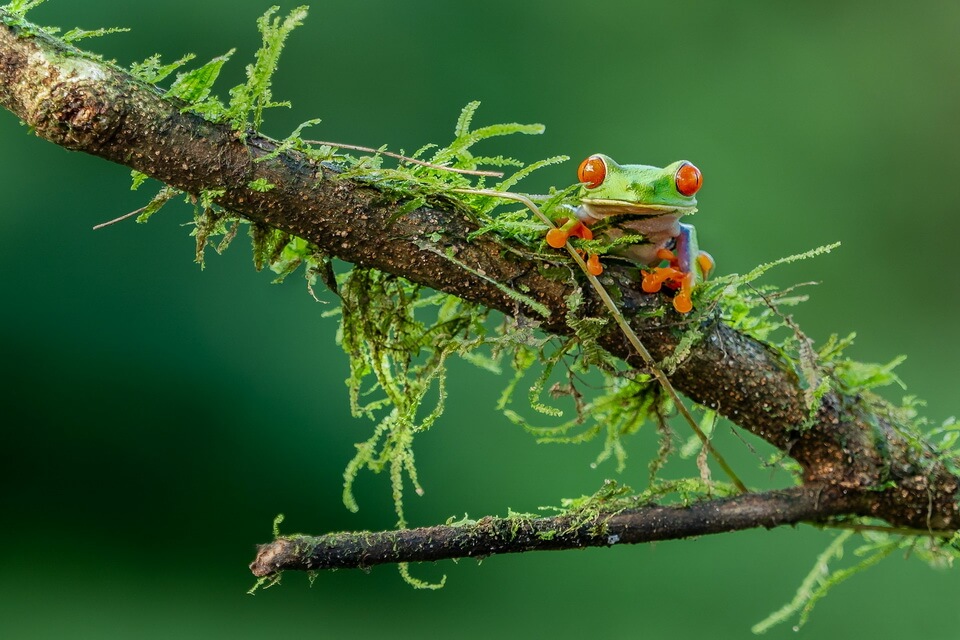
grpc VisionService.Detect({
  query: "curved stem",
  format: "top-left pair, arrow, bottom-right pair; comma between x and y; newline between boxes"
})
304,139 -> 504,177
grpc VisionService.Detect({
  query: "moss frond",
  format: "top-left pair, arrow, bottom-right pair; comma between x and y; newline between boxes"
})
134,186 -> 178,224
337,269 -> 493,527
165,49 -> 235,107
3,0 -> 48,20
60,25 -> 129,43
226,5 -> 308,132
130,53 -> 196,85
753,531 -> 904,634
255,118 -> 322,163
247,178 -> 276,192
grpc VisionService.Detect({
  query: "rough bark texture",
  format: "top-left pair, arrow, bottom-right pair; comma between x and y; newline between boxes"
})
1,12 -> 957,574
249,487 -> 860,575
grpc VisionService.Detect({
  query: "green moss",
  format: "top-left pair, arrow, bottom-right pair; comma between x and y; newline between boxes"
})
3,0 -> 48,20
165,49 -> 234,106
247,178 -> 276,192
398,562 -> 446,590
61,25 -> 129,43
130,53 -> 196,85
335,269 -> 489,527
246,573 -> 282,595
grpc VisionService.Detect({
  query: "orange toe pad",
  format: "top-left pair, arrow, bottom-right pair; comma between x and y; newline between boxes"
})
546,228 -> 568,248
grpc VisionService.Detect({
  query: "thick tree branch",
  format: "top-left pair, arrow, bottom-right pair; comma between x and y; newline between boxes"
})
1,12 -> 957,575
250,486 -> 861,575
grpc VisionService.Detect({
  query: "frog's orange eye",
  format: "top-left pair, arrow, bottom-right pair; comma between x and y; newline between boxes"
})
578,155 -> 606,189
675,162 -> 702,197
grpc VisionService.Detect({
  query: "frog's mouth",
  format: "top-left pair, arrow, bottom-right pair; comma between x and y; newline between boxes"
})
581,199 -> 697,219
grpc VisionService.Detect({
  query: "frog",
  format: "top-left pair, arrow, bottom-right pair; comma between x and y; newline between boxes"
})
545,153 -> 713,314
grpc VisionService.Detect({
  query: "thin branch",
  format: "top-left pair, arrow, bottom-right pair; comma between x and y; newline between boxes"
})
303,139 -> 505,177
92,204 -> 148,230
250,487 -> 859,575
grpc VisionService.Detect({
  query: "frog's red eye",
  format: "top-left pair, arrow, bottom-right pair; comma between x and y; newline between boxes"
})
675,162 -> 702,197
578,155 -> 606,189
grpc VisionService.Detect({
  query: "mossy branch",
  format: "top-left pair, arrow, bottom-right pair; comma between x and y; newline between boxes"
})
250,486 -> 860,576
0,8 -> 957,580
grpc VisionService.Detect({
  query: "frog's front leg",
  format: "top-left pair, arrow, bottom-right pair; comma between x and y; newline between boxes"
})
545,207 -> 604,275
641,223 -> 713,314
545,216 -> 593,248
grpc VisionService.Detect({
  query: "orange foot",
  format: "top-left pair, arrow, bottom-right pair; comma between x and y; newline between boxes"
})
642,268 -> 694,314
641,266 -> 682,293
585,252 -> 603,276
642,247 -> 707,314
672,273 -> 695,313
697,251 -> 714,279
547,219 -> 603,276
546,218 -> 593,248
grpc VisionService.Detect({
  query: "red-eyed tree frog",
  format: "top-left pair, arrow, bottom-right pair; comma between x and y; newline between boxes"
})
545,154 -> 713,314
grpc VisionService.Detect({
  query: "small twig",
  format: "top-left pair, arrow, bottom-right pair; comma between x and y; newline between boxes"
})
92,205 -> 148,230
304,139 -> 504,177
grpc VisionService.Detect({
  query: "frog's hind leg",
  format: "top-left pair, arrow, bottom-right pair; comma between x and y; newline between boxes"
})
642,224 -> 703,313
641,247 -> 683,292
641,264 -> 684,293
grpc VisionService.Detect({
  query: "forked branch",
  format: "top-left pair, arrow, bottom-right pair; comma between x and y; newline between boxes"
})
0,10 -> 957,578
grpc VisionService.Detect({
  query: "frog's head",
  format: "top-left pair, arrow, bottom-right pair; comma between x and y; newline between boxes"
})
577,154 -> 701,218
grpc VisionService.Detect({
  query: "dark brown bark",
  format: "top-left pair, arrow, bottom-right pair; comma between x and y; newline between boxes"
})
250,487 -> 861,575
1,11 -> 956,575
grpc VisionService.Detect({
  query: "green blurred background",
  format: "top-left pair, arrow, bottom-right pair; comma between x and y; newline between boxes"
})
2,1 -> 959,637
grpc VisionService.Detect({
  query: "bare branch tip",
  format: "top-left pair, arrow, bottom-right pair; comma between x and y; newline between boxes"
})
249,538 -> 293,578
92,206 -> 146,230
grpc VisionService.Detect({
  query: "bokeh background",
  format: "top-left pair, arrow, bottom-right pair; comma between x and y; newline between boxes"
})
3,1 -> 959,637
